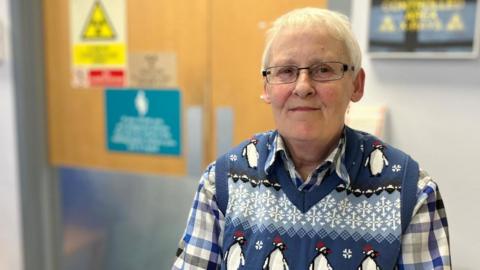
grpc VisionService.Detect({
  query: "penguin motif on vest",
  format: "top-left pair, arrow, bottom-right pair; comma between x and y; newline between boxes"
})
308,242 -> 333,270
364,141 -> 389,177
357,245 -> 381,270
262,236 -> 289,270
242,137 -> 260,169
224,231 -> 246,270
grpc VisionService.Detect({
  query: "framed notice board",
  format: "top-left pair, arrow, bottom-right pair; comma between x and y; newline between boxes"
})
368,0 -> 479,58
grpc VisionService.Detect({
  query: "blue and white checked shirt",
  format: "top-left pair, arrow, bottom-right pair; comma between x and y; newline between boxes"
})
173,132 -> 451,269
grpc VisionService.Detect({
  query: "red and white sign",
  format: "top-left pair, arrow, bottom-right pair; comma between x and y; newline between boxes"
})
89,69 -> 125,87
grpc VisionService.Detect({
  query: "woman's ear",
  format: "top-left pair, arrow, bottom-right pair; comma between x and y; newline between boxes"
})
351,68 -> 365,102
262,83 -> 272,103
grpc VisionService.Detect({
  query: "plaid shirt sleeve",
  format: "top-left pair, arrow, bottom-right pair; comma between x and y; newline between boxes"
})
172,163 -> 224,270
398,169 -> 451,269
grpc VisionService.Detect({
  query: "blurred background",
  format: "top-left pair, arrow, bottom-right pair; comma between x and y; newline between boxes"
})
1,0 -> 479,269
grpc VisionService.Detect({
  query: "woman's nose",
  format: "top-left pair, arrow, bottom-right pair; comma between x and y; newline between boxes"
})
293,70 -> 315,98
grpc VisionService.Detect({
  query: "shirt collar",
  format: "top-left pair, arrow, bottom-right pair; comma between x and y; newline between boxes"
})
264,129 -> 350,186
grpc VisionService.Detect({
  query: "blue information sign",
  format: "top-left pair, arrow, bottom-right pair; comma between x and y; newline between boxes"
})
106,88 -> 181,156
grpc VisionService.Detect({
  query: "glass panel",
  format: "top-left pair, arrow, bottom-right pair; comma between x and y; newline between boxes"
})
60,167 -> 198,270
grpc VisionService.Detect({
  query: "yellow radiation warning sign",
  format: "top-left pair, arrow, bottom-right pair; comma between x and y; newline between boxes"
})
73,44 -> 125,65
70,0 -> 126,87
81,1 -> 116,40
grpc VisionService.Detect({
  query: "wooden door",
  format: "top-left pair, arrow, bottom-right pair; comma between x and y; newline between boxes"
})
43,0 -> 208,175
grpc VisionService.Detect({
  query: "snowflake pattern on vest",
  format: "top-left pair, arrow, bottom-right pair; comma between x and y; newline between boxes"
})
226,184 -> 401,242
242,137 -> 260,169
308,242 -> 333,270
357,245 -> 381,270
263,236 -> 290,270
364,141 -> 389,177
224,231 -> 247,270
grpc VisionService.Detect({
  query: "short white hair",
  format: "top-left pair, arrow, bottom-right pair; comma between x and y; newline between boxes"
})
261,7 -> 362,76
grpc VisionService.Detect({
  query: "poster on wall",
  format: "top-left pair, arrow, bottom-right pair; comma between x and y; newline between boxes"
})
368,0 -> 479,58
70,0 -> 127,87
105,89 -> 181,156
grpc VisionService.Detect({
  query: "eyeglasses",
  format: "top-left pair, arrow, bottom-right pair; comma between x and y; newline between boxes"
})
262,62 -> 355,84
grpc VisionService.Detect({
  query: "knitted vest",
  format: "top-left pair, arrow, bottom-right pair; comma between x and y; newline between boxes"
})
216,127 -> 419,270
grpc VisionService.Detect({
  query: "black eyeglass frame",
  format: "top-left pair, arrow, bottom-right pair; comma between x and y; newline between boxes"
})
261,62 -> 355,84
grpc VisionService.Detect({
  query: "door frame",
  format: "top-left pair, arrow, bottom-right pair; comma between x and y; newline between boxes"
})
11,0 -> 60,269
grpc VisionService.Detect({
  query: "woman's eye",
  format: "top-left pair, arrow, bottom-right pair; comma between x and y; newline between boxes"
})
318,65 -> 333,73
278,67 -> 295,75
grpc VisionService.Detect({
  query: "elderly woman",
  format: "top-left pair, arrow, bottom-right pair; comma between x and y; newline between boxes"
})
173,8 -> 450,270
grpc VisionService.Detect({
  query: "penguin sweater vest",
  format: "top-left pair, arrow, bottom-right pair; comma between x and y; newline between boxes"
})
215,127 -> 419,270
